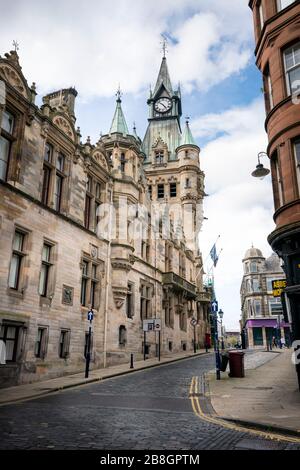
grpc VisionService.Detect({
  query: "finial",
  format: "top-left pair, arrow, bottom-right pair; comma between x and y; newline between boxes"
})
133,121 -> 136,131
160,34 -> 168,58
12,40 -> 19,52
116,84 -> 122,102
185,116 -> 190,125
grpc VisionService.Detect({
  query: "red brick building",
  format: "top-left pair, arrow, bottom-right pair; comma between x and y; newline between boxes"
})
249,0 -> 300,387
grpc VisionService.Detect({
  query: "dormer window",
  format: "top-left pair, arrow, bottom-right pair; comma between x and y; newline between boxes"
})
155,151 -> 164,165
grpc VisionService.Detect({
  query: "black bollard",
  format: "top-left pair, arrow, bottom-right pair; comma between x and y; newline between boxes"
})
130,353 -> 134,369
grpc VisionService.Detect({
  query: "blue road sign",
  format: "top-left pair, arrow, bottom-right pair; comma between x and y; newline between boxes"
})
87,310 -> 94,322
211,300 -> 218,312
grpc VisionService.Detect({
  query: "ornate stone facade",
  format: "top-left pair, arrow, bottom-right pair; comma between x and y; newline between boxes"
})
0,50 -> 210,388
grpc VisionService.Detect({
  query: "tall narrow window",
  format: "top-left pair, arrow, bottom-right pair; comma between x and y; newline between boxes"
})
258,2 -> 264,30
185,178 -> 191,188
126,283 -> 134,318
169,182 -> 177,198
8,230 -> 26,290
81,260 -> 89,306
140,284 -> 151,320
294,139 -> 300,192
273,152 -> 284,206
263,66 -> 274,112
34,327 -> 48,359
90,264 -> 98,309
39,243 -> 52,297
120,153 -> 126,173
148,185 -> 152,200
42,143 -> 53,205
157,184 -> 164,199
284,42 -> 300,96
59,329 -> 70,358
54,153 -> 65,212
0,110 -> 14,181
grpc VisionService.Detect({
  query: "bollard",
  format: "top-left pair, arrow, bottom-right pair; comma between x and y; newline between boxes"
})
130,353 -> 134,369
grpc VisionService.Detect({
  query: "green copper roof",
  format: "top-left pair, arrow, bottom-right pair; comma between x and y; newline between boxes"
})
110,92 -> 129,135
153,57 -> 173,97
180,120 -> 197,146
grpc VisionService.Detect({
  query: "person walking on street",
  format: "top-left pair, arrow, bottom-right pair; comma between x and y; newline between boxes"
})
281,336 -> 286,349
272,336 -> 277,348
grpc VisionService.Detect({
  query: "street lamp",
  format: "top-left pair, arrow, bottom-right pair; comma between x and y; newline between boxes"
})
218,309 -> 225,350
251,152 -> 270,179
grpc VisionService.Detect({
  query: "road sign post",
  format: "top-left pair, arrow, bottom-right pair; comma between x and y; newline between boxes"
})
211,300 -> 221,380
85,310 -> 94,378
191,318 -> 197,354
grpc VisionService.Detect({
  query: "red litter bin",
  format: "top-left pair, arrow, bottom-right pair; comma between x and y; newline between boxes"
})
228,350 -> 245,378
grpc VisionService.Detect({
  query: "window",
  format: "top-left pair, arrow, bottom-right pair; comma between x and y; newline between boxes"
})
164,291 -> 174,328
34,327 -> 48,359
0,323 -> 20,362
8,230 -> 26,290
250,262 -> 258,273
254,300 -> 261,316
180,310 -> 187,331
269,297 -> 283,315
277,0 -> 296,11
85,175 -> 103,231
155,151 -> 164,165
54,153 -> 65,212
126,283 -> 134,318
59,329 -> 70,358
252,279 -> 260,292
148,185 -> 152,200
119,325 -> 127,346
120,153 -> 126,173
179,252 -> 186,278
81,259 -> 100,308
185,178 -> 191,188
258,2 -> 264,30
0,110 -> 14,181
267,278 -> 275,292
170,182 -> 177,198
140,283 -> 152,320
272,151 -> 284,206
42,143 -> 53,205
263,66 -> 274,112
157,184 -> 164,199
39,243 -> 52,297
284,42 -> 300,96
294,139 -> 300,191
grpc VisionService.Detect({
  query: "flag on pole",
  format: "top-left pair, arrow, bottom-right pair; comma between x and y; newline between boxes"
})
210,244 -> 219,267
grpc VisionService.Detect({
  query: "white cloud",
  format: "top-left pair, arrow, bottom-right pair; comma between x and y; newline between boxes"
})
198,98 -> 275,330
0,0 -> 253,99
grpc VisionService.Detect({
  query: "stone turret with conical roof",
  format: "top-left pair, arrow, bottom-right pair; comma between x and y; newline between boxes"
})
110,89 -> 129,136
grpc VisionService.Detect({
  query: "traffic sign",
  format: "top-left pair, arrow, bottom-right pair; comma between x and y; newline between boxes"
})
211,300 -> 218,312
87,310 -> 94,322
154,319 -> 161,331
190,318 -> 197,327
143,319 -> 161,332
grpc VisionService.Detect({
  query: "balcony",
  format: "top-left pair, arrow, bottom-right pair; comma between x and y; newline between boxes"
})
162,272 -> 197,299
197,290 -> 211,303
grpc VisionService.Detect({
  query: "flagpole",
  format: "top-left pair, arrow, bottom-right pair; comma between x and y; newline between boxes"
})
195,235 -> 221,283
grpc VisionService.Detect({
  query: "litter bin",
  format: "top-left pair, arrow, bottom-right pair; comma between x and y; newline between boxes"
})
220,352 -> 229,372
228,350 -> 245,378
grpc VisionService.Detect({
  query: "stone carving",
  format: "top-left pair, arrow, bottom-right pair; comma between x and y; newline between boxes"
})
92,151 -> 109,171
112,286 -> 128,309
62,285 -> 74,305
53,115 -> 75,141
0,64 -> 28,98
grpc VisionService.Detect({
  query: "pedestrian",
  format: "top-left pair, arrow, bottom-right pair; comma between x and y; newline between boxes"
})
281,336 -> 286,349
278,337 -> 282,349
272,336 -> 277,348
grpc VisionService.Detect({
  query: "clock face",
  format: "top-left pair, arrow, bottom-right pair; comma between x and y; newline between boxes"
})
154,98 -> 172,113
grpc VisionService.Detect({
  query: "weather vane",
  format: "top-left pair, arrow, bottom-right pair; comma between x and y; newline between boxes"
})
185,116 -> 190,124
116,84 -> 122,101
161,35 -> 168,58
12,40 -> 19,52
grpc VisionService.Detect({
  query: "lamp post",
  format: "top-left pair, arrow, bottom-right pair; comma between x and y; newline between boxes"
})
251,152 -> 270,179
218,309 -> 225,350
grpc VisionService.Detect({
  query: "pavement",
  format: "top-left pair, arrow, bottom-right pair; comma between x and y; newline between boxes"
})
0,349 -> 208,405
207,348 -> 300,436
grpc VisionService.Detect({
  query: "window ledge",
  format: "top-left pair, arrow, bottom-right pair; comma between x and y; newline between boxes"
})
6,288 -> 24,299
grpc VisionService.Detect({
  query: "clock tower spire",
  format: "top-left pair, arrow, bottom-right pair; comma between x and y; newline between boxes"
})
143,54 -> 182,161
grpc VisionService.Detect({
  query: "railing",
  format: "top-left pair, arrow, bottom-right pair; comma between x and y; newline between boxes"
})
162,272 -> 197,298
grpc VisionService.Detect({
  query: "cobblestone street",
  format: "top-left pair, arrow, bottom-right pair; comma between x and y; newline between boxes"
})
0,354 -> 299,450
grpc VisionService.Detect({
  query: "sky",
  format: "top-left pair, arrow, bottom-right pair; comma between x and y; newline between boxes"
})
0,0 -> 275,330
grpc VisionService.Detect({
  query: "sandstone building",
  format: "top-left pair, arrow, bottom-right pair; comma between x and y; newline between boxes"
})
240,246 -> 291,348
249,0 -> 300,386
0,49 -> 211,387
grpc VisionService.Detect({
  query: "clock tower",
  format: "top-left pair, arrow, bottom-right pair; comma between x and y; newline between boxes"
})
143,55 -> 182,161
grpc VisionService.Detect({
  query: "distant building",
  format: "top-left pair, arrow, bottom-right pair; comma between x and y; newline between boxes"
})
240,246 -> 291,348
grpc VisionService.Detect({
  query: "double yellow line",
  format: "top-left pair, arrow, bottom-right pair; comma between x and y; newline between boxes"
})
189,376 -> 300,445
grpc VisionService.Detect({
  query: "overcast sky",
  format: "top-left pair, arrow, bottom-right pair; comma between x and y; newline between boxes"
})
0,0 -> 275,330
